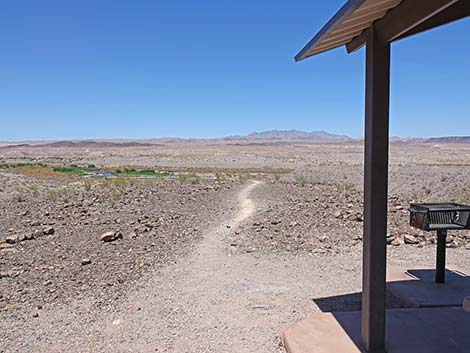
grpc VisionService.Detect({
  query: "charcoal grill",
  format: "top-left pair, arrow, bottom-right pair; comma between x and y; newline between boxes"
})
409,203 -> 470,283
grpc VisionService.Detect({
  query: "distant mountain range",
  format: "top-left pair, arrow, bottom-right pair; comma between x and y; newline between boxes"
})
1,130 -> 470,147
240,130 -> 352,142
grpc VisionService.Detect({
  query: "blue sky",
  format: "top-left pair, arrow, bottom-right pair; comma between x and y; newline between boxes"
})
1,0 -> 468,141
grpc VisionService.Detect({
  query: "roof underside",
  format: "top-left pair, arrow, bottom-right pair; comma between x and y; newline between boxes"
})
296,0 -> 402,61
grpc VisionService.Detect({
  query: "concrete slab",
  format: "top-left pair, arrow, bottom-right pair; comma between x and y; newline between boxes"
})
387,265 -> 469,307
283,307 -> 470,353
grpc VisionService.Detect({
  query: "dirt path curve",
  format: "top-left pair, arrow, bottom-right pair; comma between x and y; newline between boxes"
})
82,180 -> 286,352
19,180 -> 365,353
95,180 -> 291,353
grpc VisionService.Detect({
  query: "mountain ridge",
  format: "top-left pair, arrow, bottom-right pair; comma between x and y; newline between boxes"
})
2,130 -> 470,147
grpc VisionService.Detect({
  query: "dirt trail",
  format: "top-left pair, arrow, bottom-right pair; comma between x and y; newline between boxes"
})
97,180 -> 291,353
11,180 -> 367,353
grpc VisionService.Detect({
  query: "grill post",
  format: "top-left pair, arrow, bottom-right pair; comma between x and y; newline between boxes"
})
436,230 -> 447,283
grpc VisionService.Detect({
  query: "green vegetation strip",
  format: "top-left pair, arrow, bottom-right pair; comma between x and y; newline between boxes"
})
53,164 -> 98,175
0,162 -> 48,169
114,167 -> 169,177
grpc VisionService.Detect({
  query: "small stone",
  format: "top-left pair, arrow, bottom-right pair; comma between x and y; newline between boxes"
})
100,231 -> 123,242
404,234 -> 418,244
32,312 -> 39,318
42,226 -> 55,235
0,271 -> 19,278
5,236 -> 18,244
271,220 -> 281,225
446,241 -> 459,248
81,258 -> 92,266
355,215 -> 364,222
391,238 -> 401,246
0,243 -> 15,250
333,211 -> 342,219
25,233 -> 35,240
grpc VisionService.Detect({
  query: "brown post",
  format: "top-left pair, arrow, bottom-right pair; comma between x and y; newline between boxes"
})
436,230 -> 447,283
362,25 -> 390,353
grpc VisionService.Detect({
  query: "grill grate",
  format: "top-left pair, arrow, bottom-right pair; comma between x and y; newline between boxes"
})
409,203 -> 470,231
408,203 -> 470,283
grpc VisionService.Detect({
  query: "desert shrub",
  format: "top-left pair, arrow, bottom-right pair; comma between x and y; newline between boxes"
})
28,183 -> 40,196
112,177 -> 129,188
176,173 -> 199,184
83,179 -> 92,191
112,190 -> 122,201
11,193 -> 26,202
295,175 -> 307,187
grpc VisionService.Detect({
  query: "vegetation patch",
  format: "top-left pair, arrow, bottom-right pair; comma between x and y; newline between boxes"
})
52,164 -> 98,176
114,167 -> 169,177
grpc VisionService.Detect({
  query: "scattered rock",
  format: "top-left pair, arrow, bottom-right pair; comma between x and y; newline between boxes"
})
391,238 -> 401,246
5,235 -> 18,244
0,270 -> 20,278
333,211 -> 342,218
25,233 -> 35,240
81,258 -> 92,266
404,234 -> 418,245
0,243 -> 15,250
42,226 -> 55,235
447,241 -> 459,248
100,231 -> 123,242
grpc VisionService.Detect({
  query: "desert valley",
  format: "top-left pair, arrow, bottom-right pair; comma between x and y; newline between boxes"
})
1,132 -> 470,352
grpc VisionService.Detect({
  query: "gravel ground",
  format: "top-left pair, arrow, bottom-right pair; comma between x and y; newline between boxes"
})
229,180 -> 470,255
0,173 -> 236,352
3,177 -> 469,353
2,142 -> 470,352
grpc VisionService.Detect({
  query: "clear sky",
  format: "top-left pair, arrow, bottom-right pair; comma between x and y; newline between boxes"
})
1,0 -> 469,141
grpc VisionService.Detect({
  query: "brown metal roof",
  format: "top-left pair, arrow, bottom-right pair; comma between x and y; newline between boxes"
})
295,0 -> 402,61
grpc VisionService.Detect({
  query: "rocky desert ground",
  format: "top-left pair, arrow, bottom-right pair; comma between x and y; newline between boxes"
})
1,140 -> 470,352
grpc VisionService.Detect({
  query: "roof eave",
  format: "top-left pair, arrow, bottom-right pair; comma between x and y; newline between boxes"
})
295,0 -> 368,61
